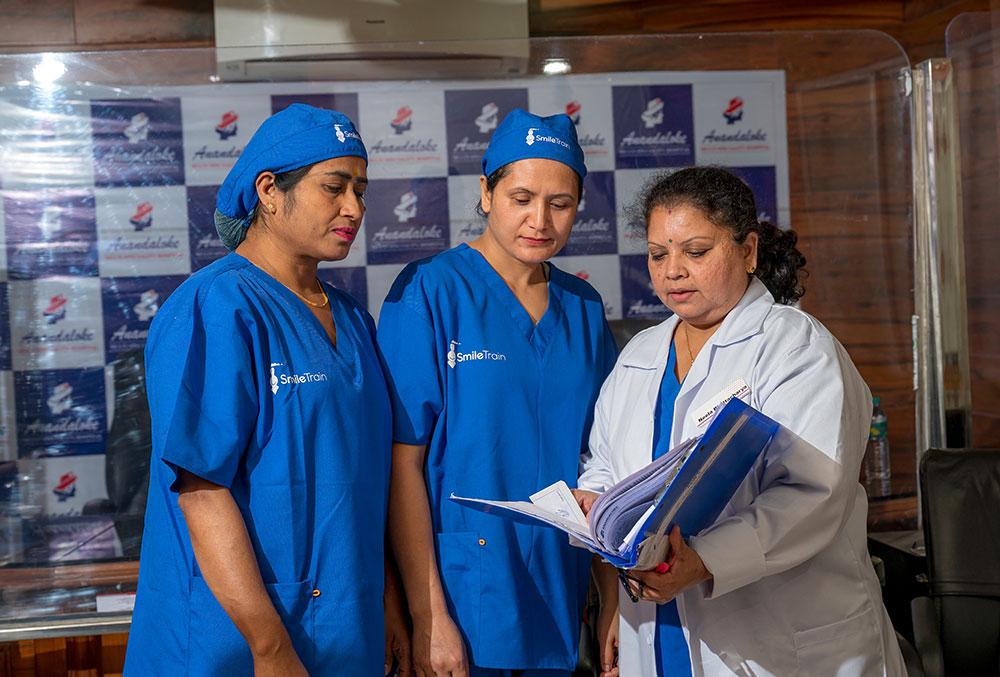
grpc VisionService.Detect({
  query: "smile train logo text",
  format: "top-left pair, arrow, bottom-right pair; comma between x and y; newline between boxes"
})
447,339 -> 507,368
269,362 -> 329,394
334,124 -> 363,144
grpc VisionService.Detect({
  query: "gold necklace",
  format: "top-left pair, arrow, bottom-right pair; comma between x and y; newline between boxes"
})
288,278 -> 329,308
682,321 -> 696,363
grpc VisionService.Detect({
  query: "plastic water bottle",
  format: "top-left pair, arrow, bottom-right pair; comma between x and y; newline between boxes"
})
865,397 -> 891,497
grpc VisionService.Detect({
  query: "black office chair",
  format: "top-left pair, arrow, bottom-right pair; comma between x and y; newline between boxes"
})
911,448 -> 1000,677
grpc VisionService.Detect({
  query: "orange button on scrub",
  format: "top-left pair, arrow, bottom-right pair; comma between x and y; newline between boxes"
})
478,538 -> 486,546
312,589 -> 321,597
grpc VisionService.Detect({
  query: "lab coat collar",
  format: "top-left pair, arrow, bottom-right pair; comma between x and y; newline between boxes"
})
620,278 -> 773,370
620,278 -> 774,416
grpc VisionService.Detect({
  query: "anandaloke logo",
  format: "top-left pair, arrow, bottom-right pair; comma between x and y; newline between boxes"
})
215,110 -> 238,140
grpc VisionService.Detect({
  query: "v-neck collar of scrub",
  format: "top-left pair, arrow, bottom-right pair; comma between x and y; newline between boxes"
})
232,252 -> 340,352
457,243 -> 562,351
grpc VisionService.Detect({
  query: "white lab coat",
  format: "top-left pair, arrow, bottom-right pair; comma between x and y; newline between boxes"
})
579,279 -> 905,676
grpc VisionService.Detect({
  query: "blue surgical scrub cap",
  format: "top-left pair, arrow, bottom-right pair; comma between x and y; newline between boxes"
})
214,104 -> 368,250
481,108 -> 586,181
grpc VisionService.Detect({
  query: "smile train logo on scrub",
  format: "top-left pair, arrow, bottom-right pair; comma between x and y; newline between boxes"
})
269,362 -> 329,394
333,124 -> 363,144
446,339 -> 507,368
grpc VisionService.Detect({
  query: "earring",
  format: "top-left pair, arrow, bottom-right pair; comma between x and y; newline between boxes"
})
748,265 -> 756,274
267,203 -> 276,214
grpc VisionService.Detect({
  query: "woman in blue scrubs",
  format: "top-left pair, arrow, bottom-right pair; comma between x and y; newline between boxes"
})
124,105 -> 393,676
378,109 -> 618,677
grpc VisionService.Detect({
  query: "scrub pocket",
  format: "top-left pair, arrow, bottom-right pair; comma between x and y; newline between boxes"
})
436,531 -> 483,654
188,575 -> 316,676
792,605 -> 882,675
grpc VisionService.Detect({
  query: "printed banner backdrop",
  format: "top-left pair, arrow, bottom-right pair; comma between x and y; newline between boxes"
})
0,71 -> 788,540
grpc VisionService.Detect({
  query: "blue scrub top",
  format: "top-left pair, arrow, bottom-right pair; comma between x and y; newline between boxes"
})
652,341 -> 693,677
377,244 -> 618,670
125,253 -> 392,676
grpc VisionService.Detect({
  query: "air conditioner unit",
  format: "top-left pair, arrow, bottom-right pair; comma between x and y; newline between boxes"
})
214,0 -> 530,81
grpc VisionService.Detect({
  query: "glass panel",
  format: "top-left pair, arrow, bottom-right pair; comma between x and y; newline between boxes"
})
0,32 -> 913,630
947,12 -> 1000,448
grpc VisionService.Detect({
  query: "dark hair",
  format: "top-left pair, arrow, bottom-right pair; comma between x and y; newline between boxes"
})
631,166 -> 806,305
474,161 -> 584,218
249,162 -> 317,227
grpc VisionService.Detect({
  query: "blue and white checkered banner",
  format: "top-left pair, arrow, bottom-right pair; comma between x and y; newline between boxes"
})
0,70 -> 788,521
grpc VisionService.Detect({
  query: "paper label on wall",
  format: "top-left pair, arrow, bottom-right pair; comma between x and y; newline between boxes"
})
97,592 -> 136,613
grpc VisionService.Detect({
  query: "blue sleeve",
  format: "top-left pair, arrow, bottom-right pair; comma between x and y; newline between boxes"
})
376,278 -> 442,447
147,304 -> 257,491
601,316 -> 619,378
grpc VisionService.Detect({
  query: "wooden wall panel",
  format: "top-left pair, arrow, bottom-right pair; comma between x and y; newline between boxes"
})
73,0 -> 213,48
0,0 -> 75,47
950,21 -> 1000,449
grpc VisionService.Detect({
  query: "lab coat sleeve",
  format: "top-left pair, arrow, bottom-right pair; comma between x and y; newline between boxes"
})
376,277 -> 443,447
688,336 -> 871,599
577,364 -> 618,493
151,308 -> 257,491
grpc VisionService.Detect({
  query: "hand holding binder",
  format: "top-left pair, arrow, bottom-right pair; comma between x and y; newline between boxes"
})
449,398 -> 780,570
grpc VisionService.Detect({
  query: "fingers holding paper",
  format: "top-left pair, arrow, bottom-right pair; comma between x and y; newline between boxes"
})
570,488 -> 600,517
629,526 -> 713,604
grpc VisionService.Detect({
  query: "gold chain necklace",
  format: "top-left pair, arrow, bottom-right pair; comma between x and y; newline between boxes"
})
682,321 -> 696,363
242,255 -> 329,308
288,278 -> 329,308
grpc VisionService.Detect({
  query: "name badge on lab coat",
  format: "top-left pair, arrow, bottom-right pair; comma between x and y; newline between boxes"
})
691,378 -> 750,427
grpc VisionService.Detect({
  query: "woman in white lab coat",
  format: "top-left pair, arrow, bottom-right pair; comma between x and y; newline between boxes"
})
575,167 -> 905,677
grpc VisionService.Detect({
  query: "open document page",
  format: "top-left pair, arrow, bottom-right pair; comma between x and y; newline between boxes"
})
450,397 -> 781,569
